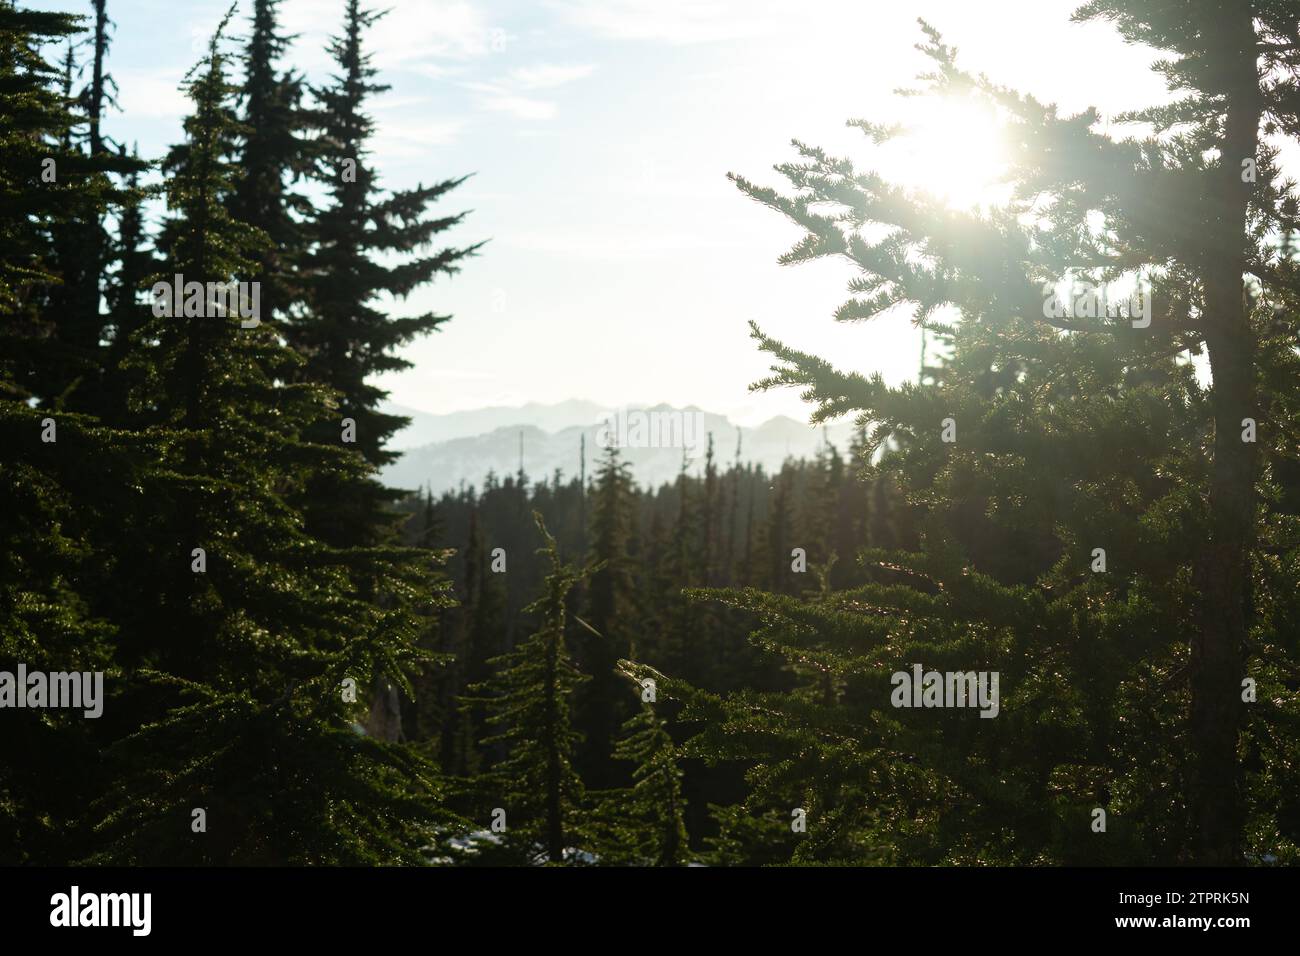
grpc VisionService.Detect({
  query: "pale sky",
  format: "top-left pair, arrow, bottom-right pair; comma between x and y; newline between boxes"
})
41,0 -> 1167,425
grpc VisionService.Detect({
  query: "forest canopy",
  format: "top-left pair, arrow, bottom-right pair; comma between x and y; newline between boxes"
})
1,0 -> 1298,869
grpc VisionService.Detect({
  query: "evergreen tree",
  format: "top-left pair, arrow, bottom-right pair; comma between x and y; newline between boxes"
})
229,0 -> 312,326
90,14 -> 460,864
296,0 -> 482,504
0,0 -> 139,864
453,505 -> 507,774
759,463 -> 795,593
591,695 -> 689,866
463,513 -> 593,865
100,145 -> 157,422
577,444 -> 636,788
0,0 -> 133,406
700,433 -> 719,584
658,454 -> 700,678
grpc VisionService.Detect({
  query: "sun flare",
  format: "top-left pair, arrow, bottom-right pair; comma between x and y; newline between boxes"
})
889,97 -> 1010,210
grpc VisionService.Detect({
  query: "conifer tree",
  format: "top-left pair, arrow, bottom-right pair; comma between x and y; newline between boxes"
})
39,12 -> 108,412
578,444 -> 636,788
701,433 -> 719,584
591,695 -> 689,866
90,14 -> 460,864
759,464 -> 795,593
451,505 -> 507,774
464,513 -> 593,864
0,0 -> 140,864
296,0 -> 482,506
229,0 -> 311,325
657,455 -> 701,678
101,145 -> 157,421
0,0 -> 133,406
65,0 -> 115,407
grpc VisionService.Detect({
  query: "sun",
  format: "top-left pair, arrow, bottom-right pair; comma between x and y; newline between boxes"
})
886,96 -> 1010,210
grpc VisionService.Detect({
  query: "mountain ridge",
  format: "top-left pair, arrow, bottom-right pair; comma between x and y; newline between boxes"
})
381,400 -> 859,494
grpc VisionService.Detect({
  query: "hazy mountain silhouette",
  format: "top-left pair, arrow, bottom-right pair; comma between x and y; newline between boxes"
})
381,401 -> 857,493
386,399 -> 612,448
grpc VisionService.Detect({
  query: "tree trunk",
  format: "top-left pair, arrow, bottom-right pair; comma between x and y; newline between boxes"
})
544,627 -> 564,864
1191,13 -> 1260,865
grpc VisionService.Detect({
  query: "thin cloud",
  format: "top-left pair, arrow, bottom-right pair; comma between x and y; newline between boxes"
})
373,118 -> 468,158
507,63 -> 597,90
547,0 -> 789,44
465,85 -> 558,121
465,62 -> 595,121
112,68 -> 192,121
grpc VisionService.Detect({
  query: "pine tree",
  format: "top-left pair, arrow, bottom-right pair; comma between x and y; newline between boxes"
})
577,444 -> 636,788
229,0 -> 312,326
759,463 -> 795,593
100,145 -> 157,422
0,0 -> 140,864
33,1 -> 118,413
452,504 -> 507,774
463,513 -> 593,865
701,433 -> 719,584
591,696 -> 689,866
296,0 -> 482,493
0,0 -> 133,406
89,14 -> 460,864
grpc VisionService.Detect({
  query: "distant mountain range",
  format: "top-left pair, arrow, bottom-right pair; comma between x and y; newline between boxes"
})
381,401 -> 858,494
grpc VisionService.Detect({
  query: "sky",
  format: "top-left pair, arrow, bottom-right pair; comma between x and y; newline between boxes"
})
38,0 -> 1169,425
